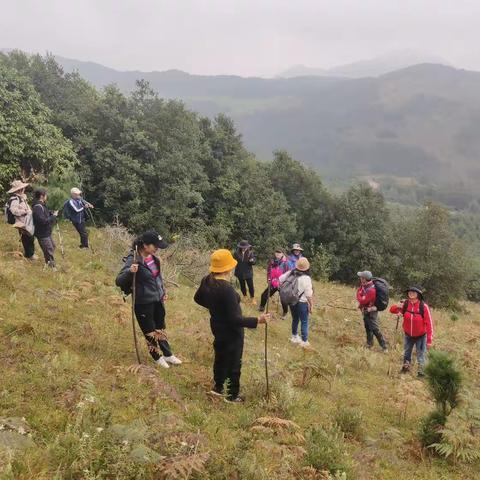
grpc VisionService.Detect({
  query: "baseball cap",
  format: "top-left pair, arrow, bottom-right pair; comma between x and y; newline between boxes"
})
141,231 -> 168,249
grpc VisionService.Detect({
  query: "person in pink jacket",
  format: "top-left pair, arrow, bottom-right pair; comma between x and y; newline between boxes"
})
390,286 -> 433,377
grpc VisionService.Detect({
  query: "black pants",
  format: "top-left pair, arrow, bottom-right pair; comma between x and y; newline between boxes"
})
37,236 -> 56,266
238,277 -> 254,298
72,221 -> 89,248
363,311 -> 387,349
260,286 -> 288,315
213,335 -> 244,398
134,302 -> 173,360
20,232 -> 35,259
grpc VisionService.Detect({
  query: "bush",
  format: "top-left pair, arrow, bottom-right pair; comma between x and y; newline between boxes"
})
419,410 -> 447,447
334,406 -> 363,440
305,425 -> 352,476
425,350 -> 463,415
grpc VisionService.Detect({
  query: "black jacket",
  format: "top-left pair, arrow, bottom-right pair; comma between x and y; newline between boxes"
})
32,200 -> 56,239
194,275 -> 258,340
233,248 -> 256,280
116,251 -> 165,305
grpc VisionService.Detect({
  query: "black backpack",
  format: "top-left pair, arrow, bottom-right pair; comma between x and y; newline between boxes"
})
4,197 -> 16,225
402,300 -> 425,317
373,278 -> 390,311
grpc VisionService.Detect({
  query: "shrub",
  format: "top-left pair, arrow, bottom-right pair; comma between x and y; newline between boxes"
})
305,425 -> 352,476
425,350 -> 463,415
419,410 -> 447,447
334,407 -> 363,440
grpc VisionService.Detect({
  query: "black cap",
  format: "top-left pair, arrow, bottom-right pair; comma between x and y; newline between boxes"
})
406,286 -> 424,299
141,231 -> 168,249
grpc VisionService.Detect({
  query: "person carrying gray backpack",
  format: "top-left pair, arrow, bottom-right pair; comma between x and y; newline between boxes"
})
279,257 -> 314,348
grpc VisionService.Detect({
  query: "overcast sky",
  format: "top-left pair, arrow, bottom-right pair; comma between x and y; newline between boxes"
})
1,0 -> 480,76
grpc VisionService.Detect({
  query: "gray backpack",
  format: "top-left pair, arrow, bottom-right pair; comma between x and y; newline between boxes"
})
279,271 -> 304,306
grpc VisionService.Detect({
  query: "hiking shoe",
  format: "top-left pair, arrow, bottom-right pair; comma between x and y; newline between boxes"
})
281,313 -> 288,320
207,388 -> 224,397
290,335 -> 301,344
164,355 -> 182,365
258,305 -> 265,312
365,344 -> 373,349
299,340 -> 311,348
417,371 -> 425,378
224,396 -> 244,404
155,357 -> 170,369
382,347 -> 389,353
400,363 -> 410,374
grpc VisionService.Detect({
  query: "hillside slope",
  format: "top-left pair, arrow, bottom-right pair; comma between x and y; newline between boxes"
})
1,223 -> 479,479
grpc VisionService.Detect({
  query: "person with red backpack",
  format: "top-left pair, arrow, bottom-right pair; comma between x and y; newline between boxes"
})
356,270 -> 388,352
258,249 -> 289,317
389,286 -> 433,377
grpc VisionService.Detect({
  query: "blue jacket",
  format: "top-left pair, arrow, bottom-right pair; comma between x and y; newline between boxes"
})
287,253 -> 303,271
63,198 -> 87,224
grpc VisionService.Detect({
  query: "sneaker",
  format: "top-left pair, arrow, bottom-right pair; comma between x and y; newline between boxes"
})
290,335 -> 301,344
224,396 -> 244,404
382,347 -> 389,353
207,388 -> 224,397
164,355 -> 182,365
281,313 -> 288,320
155,357 -> 170,369
299,340 -> 311,348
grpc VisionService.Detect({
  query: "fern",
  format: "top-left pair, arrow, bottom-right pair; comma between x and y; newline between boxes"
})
155,452 -> 209,479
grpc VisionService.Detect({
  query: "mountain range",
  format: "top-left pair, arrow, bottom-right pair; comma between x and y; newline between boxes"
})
5,49 -> 480,209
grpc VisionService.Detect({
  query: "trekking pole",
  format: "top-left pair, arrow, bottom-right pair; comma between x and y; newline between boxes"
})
131,246 -> 142,364
264,281 -> 271,400
55,223 -> 65,258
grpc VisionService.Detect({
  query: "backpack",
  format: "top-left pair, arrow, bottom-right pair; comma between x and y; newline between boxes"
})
279,271 -> 305,306
373,278 -> 390,311
4,198 -> 16,225
402,300 -> 425,318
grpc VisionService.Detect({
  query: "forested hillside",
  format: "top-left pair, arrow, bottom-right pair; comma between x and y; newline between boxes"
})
45,53 -> 480,211
1,50 -> 480,307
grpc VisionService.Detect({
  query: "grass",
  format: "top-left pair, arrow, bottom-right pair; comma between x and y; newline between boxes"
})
1,222 -> 480,479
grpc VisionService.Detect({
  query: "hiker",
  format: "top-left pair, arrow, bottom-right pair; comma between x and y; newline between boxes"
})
279,257 -> 314,348
32,188 -> 58,269
6,180 -> 36,260
356,271 -> 388,352
390,287 -> 433,377
287,243 -> 304,270
116,231 -> 182,369
194,249 -> 270,403
233,240 -> 256,304
63,187 -> 93,249
259,249 -> 289,318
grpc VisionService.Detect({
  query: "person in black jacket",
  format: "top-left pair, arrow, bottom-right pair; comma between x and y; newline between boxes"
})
194,249 -> 269,403
116,231 -> 182,369
233,240 -> 256,304
63,187 -> 93,249
32,188 -> 58,269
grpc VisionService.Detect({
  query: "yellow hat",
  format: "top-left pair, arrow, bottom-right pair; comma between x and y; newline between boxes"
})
210,249 -> 238,273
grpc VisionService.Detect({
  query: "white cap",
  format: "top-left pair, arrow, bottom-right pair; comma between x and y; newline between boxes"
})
71,187 -> 82,195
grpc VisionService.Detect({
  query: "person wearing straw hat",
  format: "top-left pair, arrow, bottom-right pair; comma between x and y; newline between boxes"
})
63,187 -> 93,249
233,240 -> 257,304
32,188 -> 58,269
194,249 -> 270,403
279,257 -> 314,348
6,180 -> 36,260
287,243 -> 304,270
389,286 -> 433,377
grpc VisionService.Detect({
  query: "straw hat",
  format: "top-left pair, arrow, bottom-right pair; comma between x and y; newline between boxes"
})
210,249 -> 238,273
296,257 -> 310,272
7,180 -> 29,194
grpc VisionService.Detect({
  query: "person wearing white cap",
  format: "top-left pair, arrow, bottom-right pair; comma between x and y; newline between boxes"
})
63,187 -> 94,248
6,180 -> 36,259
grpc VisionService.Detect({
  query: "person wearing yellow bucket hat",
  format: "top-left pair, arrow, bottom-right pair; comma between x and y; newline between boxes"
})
194,249 -> 270,403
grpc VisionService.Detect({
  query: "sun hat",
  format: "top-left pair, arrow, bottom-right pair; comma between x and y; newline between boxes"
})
406,286 -> 424,299
296,257 -> 310,272
140,231 -> 168,249
71,187 -> 82,195
291,243 -> 303,252
237,240 -> 251,249
210,249 -> 238,273
357,270 -> 373,281
7,180 -> 29,194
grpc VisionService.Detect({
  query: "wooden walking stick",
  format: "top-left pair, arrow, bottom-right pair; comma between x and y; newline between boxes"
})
264,280 -> 271,400
131,246 -> 142,364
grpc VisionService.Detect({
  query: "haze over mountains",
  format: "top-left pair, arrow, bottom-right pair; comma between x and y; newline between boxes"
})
5,49 -> 480,209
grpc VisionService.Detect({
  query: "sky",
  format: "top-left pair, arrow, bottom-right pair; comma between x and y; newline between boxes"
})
1,0 -> 480,77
